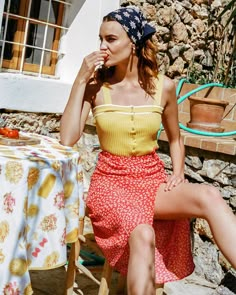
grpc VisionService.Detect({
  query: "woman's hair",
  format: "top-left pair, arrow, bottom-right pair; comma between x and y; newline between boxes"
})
95,16 -> 159,96
137,38 -> 159,95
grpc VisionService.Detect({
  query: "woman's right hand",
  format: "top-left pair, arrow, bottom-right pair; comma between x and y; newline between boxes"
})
60,50 -> 107,146
76,50 -> 108,84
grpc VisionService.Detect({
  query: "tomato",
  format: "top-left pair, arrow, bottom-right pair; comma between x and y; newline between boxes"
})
0,127 -> 11,136
0,128 -> 5,135
7,129 -> 19,139
0,127 -> 19,139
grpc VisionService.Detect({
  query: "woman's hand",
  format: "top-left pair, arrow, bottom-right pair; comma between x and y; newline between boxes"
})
164,174 -> 188,191
76,50 -> 108,84
60,50 -> 107,146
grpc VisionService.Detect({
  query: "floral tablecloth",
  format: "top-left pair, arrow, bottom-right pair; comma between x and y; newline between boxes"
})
0,133 -> 84,295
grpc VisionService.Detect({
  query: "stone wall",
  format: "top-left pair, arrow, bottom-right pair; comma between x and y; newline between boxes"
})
0,110 -> 61,139
120,0 -> 235,85
1,109 -> 236,293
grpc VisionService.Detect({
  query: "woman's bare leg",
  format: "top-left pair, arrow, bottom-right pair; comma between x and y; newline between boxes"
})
127,224 -> 156,295
155,182 -> 236,268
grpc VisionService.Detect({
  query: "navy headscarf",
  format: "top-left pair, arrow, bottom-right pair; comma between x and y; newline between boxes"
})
104,6 -> 156,45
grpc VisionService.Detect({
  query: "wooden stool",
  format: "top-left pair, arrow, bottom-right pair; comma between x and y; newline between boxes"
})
66,217 -> 165,295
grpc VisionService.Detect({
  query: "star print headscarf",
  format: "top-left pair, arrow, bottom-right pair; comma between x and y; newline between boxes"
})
104,6 -> 156,45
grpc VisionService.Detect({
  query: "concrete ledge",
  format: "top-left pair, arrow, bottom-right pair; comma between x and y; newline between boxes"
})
0,73 -> 71,113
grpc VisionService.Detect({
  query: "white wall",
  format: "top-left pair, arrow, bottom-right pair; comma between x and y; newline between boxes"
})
58,0 -> 120,83
0,0 -> 119,113
0,1 -> 3,35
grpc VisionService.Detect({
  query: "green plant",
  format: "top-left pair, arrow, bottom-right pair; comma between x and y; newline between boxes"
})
187,65 -> 213,85
186,1 -> 236,88
216,0 -> 236,30
186,63 -> 236,88
212,0 -> 236,86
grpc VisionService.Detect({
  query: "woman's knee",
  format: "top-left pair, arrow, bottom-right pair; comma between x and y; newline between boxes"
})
129,224 -> 155,250
198,185 -> 223,215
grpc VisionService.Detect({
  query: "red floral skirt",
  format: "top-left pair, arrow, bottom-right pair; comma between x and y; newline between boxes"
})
86,150 -> 194,284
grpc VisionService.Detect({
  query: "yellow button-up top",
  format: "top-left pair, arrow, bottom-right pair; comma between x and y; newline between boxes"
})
93,75 -> 164,156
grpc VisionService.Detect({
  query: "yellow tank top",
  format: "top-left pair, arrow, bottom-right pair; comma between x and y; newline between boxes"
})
93,75 -> 164,156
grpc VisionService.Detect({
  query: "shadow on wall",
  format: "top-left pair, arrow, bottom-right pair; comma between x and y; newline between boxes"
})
65,0 -> 86,28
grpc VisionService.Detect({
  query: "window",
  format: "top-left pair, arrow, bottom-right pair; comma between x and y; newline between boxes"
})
0,0 -> 69,76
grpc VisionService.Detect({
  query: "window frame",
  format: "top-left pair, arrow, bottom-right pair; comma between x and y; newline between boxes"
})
1,0 -> 67,76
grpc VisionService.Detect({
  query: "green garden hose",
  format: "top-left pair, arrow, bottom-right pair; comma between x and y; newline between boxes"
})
158,78 -> 236,138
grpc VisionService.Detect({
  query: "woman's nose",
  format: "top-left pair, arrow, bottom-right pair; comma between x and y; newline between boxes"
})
100,42 -> 107,50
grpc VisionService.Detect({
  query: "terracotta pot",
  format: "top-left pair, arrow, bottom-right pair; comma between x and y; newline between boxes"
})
187,96 -> 229,132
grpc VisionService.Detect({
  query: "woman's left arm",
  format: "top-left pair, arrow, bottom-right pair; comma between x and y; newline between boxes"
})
161,76 -> 187,191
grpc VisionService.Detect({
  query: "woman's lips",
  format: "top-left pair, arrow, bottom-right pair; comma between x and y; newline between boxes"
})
104,55 -> 109,62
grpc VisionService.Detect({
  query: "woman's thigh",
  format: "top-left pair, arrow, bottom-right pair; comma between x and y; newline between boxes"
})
154,182 -> 220,220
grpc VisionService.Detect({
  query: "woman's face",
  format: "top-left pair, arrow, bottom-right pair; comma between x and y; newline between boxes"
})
99,21 -> 133,67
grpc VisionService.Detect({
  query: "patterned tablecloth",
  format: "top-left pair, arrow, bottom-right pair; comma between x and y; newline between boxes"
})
0,133 -> 84,295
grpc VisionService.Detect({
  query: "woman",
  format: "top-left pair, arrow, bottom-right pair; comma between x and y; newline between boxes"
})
60,6 -> 236,295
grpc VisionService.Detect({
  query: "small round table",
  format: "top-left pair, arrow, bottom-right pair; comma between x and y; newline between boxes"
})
0,133 -> 84,294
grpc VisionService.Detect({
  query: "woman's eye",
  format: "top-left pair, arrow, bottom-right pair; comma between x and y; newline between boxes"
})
107,37 -> 116,42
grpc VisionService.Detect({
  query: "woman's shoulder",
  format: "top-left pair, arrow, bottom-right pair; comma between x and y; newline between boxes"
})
161,75 -> 175,92
155,74 -> 175,92
159,75 -> 177,106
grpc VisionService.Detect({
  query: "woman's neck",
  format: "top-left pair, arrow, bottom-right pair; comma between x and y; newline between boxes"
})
109,57 -> 139,86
